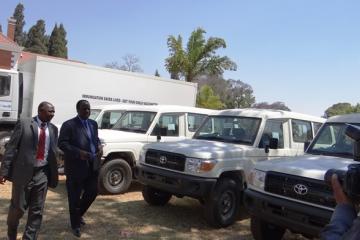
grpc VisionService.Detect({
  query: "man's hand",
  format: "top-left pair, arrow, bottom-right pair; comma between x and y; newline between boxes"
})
96,145 -> 103,159
0,175 -> 6,184
332,174 -> 352,205
79,150 -> 90,160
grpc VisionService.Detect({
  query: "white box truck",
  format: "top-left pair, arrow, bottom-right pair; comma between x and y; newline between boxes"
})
0,55 -> 198,155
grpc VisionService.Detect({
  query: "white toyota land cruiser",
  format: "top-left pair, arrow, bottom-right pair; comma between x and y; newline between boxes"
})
136,109 -> 325,227
244,113 -> 360,240
98,105 -> 214,194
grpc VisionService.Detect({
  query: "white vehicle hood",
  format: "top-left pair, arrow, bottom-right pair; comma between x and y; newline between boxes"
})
144,139 -> 255,159
255,154 -> 356,180
99,129 -> 146,143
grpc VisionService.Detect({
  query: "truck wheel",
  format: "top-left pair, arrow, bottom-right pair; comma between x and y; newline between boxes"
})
142,185 -> 172,206
98,158 -> 132,195
0,131 -> 11,161
250,216 -> 285,240
204,178 -> 240,228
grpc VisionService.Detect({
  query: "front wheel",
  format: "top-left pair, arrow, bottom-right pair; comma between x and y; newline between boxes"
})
98,158 -> 132,195
204,178 -> 240,228
142,185 -> 172,206
250,216 -> 285,240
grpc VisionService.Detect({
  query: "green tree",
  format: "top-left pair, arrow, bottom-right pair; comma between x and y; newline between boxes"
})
0,24 -> 2,33
12,3 -> 27,45
196,85 -> 223,109
195,75 -> 255,109
48,23 -> 68,58
324,103 -> 356,118
252,101 -> 291,111
25,19 -> 48,54
165,28 -> 237,82
155,69 -> 160,77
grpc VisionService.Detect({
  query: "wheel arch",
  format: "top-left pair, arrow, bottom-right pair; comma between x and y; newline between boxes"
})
103,151 -> 136,168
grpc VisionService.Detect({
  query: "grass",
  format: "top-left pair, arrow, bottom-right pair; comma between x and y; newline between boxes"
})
0,176 -> 310,240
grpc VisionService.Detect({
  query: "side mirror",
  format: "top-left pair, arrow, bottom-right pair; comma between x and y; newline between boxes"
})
345,124 -> 360,161
265,138 -> 278,153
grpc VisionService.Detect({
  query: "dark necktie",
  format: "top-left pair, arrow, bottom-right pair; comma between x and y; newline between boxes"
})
36,122 -> 46,160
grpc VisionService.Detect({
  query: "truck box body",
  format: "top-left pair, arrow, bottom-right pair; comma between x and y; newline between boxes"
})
15,56 -> 197,126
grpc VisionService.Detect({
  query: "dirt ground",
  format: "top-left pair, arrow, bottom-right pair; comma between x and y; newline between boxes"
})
0,176 -> 312,240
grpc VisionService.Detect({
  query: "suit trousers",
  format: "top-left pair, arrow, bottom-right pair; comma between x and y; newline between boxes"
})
7,166 -> 49,240
66,168 -> 98,229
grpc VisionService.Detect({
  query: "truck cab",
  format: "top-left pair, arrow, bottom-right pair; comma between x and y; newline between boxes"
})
98,105 -> 214,195
136,109 -> 325,228
244,113 -> 360,240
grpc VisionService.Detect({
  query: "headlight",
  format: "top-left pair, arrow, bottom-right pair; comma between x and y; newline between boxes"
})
186,158 -> 217,173
248,169 -> 266,190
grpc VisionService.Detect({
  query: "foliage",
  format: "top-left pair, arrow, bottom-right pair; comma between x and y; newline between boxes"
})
252,101 -> 291,111
105,54 -> 143,72
155,69 -> 160,77
195,75 -> 255,109
25,19 -> 48,54
165,28 -> 237,82
12,3 -> 27,45
0,24 -> 2,33
196,85 -> 224,109
324,102 -> 360,118
48,23 -> 68,58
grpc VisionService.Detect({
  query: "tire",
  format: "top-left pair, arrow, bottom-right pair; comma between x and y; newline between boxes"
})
0,131 -> 12,162
250,216 -> 285,240
142,185 -> 172,206
98,158 -> 132,195
204,178 -> 240,228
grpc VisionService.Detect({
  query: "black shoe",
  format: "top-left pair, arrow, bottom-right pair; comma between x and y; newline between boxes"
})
71,228 -> 81,238
80,217 -> 86,226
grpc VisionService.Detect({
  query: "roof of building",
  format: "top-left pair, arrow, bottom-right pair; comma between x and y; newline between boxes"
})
0,32 -> 22,52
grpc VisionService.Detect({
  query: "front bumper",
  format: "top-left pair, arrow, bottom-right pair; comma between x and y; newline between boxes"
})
244,188 -> 333,237
136,164 -> 217,198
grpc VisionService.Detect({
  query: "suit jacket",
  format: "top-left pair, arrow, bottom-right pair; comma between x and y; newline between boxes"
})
0,117 -> 59,188
58,116 -> 101,180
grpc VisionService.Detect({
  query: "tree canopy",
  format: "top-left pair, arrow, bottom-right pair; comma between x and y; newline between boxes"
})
105,54 -> 143,72
165,28 -> 237,82
324,102 -> 360,118
196,75 -> 255,109
252,101 -> 291,111
25,19 -> 48,54
196,85 -> 223,109
12,3 -> 26,46
48,23 -> 68,58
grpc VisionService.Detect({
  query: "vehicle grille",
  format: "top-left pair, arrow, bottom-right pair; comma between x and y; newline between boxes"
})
265,171 -> 335,208
145,149 -> 186,171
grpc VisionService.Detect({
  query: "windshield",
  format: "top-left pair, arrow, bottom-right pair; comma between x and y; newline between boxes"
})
112,111 -> 157,133
89,109 -> 101,120
307,122 -> 360,158
193,116 -> 261,145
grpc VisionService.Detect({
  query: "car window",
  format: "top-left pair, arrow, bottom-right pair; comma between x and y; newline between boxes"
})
187,113 -> 207,132
292,119 -> 313,143
151,113 -> 181,136
258,119 -> 284,148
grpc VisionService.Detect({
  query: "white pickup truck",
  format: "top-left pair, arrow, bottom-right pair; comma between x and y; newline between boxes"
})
136,109 -> 325,228
98,105 -> 214,194
244,113 -> 360,240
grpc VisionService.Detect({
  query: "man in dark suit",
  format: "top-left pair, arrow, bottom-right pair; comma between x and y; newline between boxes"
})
0,102 -> 58,240
58,99 -> 102,238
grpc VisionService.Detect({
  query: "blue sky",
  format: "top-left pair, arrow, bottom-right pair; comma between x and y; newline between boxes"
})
2,0 -> 359,117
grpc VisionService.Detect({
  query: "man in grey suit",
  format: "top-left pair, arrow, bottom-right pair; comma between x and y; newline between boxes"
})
58,99 -> 102,238
0,102 -> 58,240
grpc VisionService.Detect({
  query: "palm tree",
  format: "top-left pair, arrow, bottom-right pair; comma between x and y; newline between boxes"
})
165,28 -> 237,82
